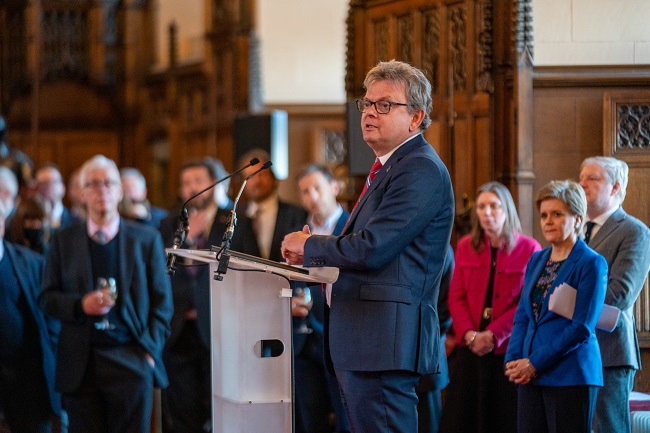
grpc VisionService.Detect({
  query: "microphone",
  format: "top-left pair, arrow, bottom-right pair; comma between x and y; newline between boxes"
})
166,157 -> 260,275
221,160 -> 273,249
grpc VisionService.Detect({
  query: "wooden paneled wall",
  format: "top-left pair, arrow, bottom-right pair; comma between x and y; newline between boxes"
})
532,65 -> 650,391
345,0 -> 536,235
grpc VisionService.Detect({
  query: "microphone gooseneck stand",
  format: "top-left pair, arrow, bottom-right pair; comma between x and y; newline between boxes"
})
212,160 -> 273,281
165,157 -> 261,275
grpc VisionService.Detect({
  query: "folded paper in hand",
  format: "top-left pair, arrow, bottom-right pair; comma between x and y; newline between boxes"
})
548,282 -> 620,332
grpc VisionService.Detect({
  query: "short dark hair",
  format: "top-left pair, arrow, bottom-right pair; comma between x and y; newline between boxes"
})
180,157 -> 229,190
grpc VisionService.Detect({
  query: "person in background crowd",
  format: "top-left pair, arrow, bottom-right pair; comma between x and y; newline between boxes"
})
441,182 -> 540,433
0,115 -> 33,194
282,60 -> 454,433
505,180 -> 607,433
7,197 -> 49,255
238,148 -> 307,261
66,169 -> 86,220
579,157 -> 650,433
292,164 -> 350,433
34,164 -> 81,240
0,169 -> 63,433
119,168 -> 167,229
416,244 -> 454,433
40,155 -> 173,433
159,157 -> 259,433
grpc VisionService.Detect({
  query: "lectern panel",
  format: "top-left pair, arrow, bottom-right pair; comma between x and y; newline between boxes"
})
210,261 -> 293,433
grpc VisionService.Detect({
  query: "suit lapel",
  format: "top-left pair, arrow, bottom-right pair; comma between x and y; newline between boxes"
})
70,224 -> 95,293
6,243 -> 33,297
589,208 -> 624,250
343,135 -> 424,235
523,248 -> 550,317
117,222 -> 140,333
333,212 -> 349,236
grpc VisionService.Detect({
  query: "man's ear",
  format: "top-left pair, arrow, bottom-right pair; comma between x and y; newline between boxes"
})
409,110 -> 425,132
611,181 -> 621,198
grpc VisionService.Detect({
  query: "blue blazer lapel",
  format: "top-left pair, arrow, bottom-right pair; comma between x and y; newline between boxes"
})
538,240 -> 585,321
523,248 -> 550,318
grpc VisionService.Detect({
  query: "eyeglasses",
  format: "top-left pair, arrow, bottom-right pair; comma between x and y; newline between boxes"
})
84,180 -> 120,190
356,98 -> 411,114
476,203 -> 503,212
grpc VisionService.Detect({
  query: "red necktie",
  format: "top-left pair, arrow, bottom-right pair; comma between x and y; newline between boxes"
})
359,158 -> 383,200
343,158 -> 383,231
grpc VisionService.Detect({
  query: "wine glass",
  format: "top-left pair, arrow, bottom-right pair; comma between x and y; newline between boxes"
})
294,287 -> 314,334
94,277 -> 118,330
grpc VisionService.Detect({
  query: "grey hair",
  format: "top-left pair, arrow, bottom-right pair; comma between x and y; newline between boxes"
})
79,155 -> 121,187
536,180 -> 587,238
120,167 -> 147,189
581,156 -> 628,202
363,60 -> 432,131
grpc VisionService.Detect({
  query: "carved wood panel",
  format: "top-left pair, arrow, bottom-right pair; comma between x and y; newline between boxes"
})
346,0 -> 524,222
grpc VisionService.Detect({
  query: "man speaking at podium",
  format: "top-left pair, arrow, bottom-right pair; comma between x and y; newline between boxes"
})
282,60 -> 454,433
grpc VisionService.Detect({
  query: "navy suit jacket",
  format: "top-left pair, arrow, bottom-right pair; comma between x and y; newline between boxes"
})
506,239 -> 608,387
304,134 -> 454,374
3,241 -> 62,414
40,220 -> 173,392
159,206 -> 260,349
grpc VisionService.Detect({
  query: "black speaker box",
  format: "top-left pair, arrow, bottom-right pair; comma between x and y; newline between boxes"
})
233,110 -> 288,179
346,100 -> 375,176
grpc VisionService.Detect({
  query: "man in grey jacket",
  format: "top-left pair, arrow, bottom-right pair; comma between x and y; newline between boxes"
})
579,156 -> 650,433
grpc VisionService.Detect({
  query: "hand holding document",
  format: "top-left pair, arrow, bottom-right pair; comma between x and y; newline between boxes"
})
548,282 -> 620,332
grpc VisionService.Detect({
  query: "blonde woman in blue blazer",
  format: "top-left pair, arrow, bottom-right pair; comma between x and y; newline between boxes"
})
505,180 -> 608,433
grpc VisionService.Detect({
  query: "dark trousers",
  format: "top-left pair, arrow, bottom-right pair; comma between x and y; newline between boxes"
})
63,344 -> 153,433
162,322 -> 211,433
294,333 -> 350,433
0,360 -> 53,433
518,383 -> 598,433
416,388 -> 442,433
439,347 -> 516,433
336,369 -> 420,433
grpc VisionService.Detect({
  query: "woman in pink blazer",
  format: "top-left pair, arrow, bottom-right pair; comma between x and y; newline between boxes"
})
441,182 -> 541,433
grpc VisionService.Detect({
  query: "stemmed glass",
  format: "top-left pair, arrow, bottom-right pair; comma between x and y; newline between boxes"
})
294,287 -> 314,334
94,277 -> 118,330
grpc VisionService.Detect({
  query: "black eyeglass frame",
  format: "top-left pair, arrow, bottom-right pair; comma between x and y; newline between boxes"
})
355,98 -> 412,114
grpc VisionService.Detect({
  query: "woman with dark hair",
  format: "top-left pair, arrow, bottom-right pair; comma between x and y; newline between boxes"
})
505,180 -> 608,433
8,197 -> 49,255
441,181 -> 540,433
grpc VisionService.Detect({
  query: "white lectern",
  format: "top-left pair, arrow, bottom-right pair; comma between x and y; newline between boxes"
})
166,248 -> 338,433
